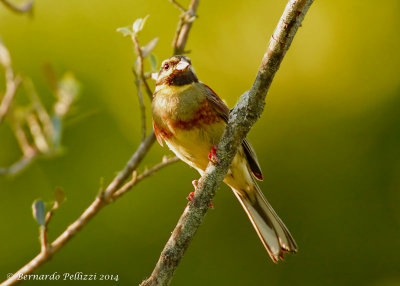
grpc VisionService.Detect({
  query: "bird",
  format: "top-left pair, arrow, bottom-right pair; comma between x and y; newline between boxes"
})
151,55 -> 297,262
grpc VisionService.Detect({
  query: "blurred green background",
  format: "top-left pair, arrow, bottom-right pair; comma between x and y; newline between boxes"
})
1,0 -> 400,285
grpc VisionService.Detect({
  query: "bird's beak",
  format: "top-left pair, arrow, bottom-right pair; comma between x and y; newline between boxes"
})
175,60 -> 190,71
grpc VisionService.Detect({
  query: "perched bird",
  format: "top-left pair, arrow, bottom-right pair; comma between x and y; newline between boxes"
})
152,55 -> 297,262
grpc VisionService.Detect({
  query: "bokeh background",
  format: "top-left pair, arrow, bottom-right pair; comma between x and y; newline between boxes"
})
1,0 -> 400,285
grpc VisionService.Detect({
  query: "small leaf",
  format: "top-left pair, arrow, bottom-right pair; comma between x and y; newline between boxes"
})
151,72 -> 158,81
134,37 -> 158,68
149,54 -> 158,72
141,38 -> 159,58
54,187 -> 66,206
51,115 -> 62,148
0,41 -> 11,68
132,15 -> 149,34
32,200 -> 46,226
132,19 -> 142,34
116,26 -> 132,37
54,72 -> 80,118
187,15 -> 197,23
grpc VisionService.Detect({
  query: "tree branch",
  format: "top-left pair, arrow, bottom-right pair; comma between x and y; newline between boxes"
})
1,0 -> 200,283
172,0 -> 199,55
140,1 -> 314,285
1,136 -> 177,286
112,156 -> 179,200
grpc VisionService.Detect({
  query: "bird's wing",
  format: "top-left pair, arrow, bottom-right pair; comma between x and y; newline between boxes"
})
202,83 -> 230,121
241,138 -> 263,180
203,83 -> 263,181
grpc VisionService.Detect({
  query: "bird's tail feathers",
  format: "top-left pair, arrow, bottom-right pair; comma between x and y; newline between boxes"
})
232,183 -> 297,262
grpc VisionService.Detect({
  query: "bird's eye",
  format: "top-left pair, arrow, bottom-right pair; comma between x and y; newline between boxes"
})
163,63 -> 170,70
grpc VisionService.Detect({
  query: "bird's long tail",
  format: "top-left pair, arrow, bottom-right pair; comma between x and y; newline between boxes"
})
232,182 -> 298,262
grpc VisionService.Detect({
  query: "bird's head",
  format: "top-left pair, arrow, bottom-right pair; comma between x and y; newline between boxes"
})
154,55 -> 198,89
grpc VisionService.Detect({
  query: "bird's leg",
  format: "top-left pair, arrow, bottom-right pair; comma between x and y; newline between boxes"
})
186,180 -> 197,202
187,179 -> 214,208
208,145 -> 219,164
186,191 -> 195,202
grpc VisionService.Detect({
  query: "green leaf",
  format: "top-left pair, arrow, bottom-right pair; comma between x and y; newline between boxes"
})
116,26 -> 132,37
149,53 -> 158,72
32,200 -> 46,226
54,187 -> 66,206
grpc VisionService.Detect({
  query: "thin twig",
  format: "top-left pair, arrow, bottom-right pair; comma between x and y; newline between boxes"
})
39,227 -> 48,254
112,156 -> 179,200
103,132 -> 156,200
40,200 -> 62,254
169,0 -> 186,13
0,113 -> 38,176
140,1 -> 314,285
0,76 -> 20,124
9,115 -> 36,158
26,113 -> 49,154
132,68 -> 147,141
0,42 -> 21,125
172,0 -> 199,55
44,201 -> 59,227
131,33 -> 153,140
0,0 -> 33,14
0,155 -> 37,176
24,79 -> 54,143
132,35 -> 153,100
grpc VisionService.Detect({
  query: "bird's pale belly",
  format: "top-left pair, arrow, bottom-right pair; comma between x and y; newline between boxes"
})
164,121 -> 254,193
165,122 -> 223,173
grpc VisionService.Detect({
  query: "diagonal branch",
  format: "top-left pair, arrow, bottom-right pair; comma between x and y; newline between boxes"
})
169,0 -> 186,13
1,137 -> 177,286
140,1 -> 314,285
1,0 -> 200,284
112,156 -> 179,200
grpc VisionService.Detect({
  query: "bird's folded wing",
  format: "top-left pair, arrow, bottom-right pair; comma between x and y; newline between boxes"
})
203,83 -> 263,180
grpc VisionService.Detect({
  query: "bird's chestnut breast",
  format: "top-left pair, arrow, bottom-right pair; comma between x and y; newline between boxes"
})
171,99 -> 222,130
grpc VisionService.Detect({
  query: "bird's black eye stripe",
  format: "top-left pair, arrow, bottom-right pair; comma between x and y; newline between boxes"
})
163,63 -> 170,70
